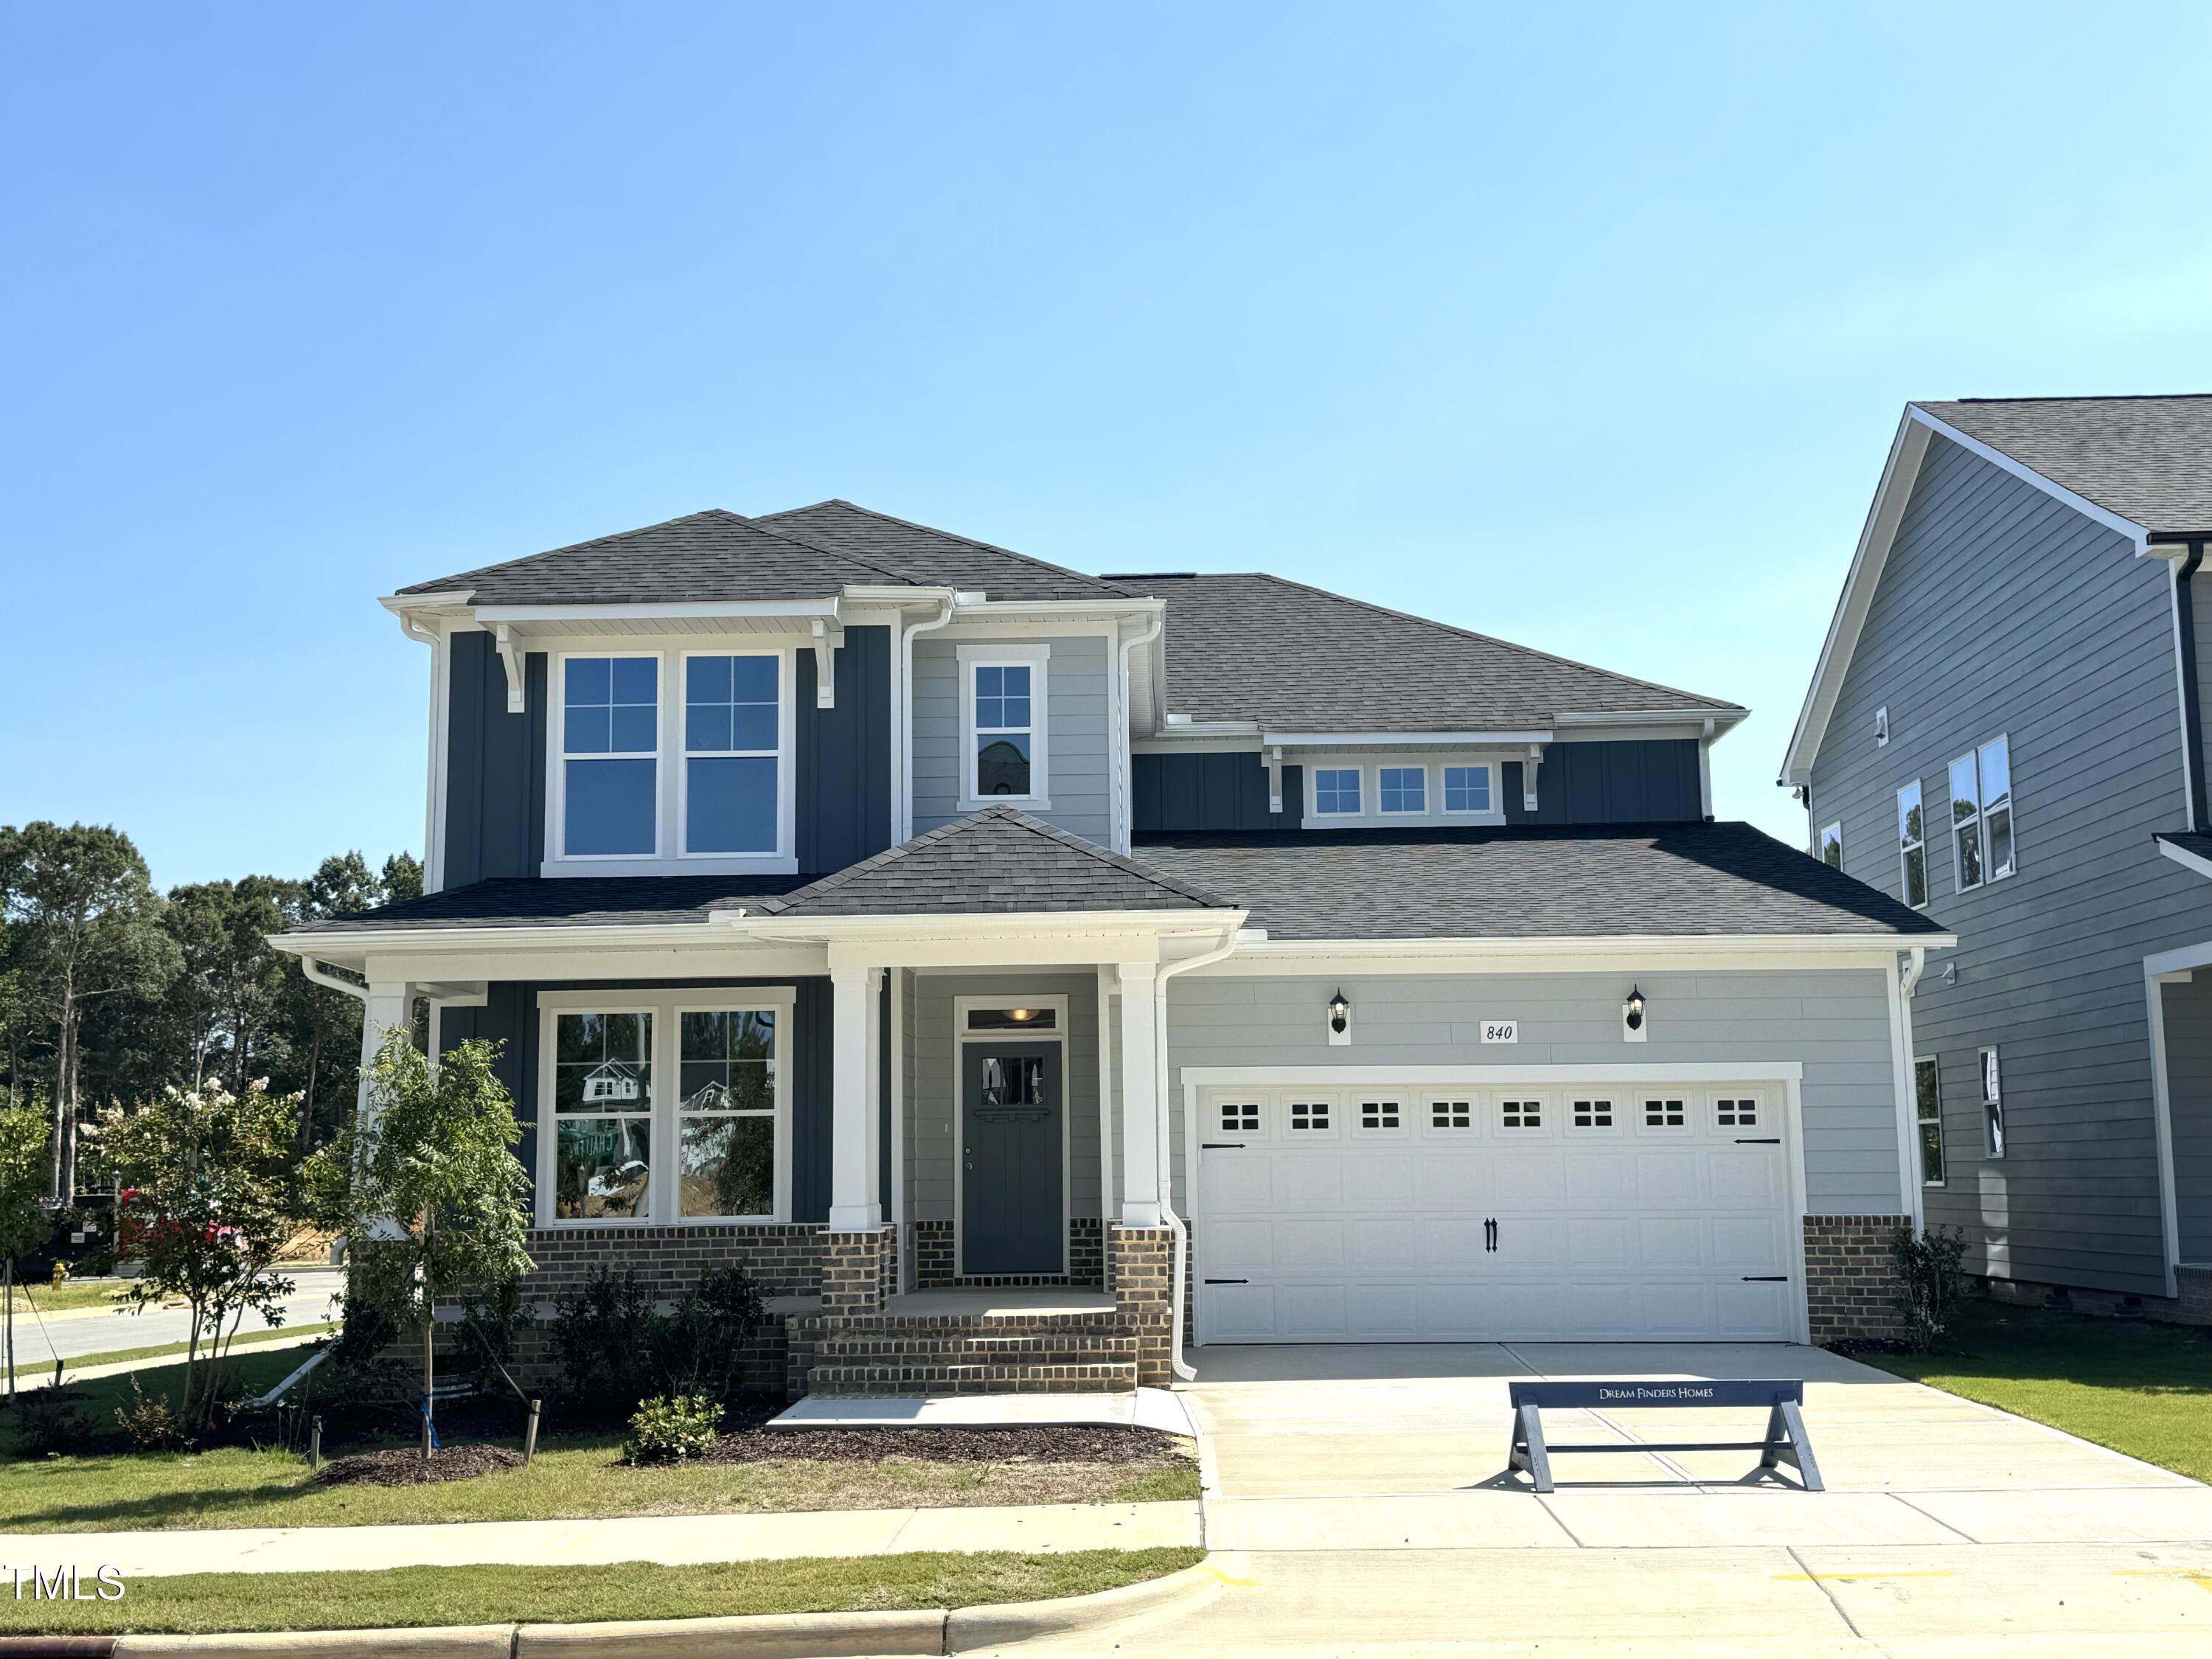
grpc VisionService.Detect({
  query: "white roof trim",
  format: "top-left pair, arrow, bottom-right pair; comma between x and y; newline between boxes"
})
1220,931 -> 1954,957
2156,837 -> 2212,883
1779,405 -> 2152,789
1262,730 -> 1554,748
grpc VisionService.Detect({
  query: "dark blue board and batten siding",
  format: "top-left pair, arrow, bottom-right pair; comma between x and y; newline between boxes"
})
1807,431 -> 2212,1298
438,626 -> 891,886
439,978 -> 838,1225
1134,753 -> 1304,832
1505,740 -> 1703,826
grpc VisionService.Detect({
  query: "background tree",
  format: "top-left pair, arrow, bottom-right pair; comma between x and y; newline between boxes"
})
102,1079 -> 299,1433
307,1026 -> 532,1455
0,1105 -> 51,1401
162,877 -> 300,1091
0,824 -> 179,1200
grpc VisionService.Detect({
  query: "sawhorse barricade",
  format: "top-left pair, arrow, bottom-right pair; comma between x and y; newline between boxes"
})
1505,1378 -> 1823,1492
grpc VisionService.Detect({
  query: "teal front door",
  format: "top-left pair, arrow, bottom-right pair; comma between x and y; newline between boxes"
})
961,1043 -> 1063,1275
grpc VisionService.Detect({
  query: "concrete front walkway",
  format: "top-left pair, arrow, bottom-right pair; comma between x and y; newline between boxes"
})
996,1340 -> 2212,1657
0,1499 -> 1200,1579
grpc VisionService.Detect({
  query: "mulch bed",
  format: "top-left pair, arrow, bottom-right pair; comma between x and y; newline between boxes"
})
1822,1338 -> 1916,1359
315,1444 -> 525,1486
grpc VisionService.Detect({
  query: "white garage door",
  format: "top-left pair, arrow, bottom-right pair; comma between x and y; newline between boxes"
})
1194,1082 -> 1797,1343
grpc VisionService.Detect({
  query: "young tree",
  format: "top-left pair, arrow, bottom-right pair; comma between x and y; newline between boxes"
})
0,1105 -> 52,1402
0,824 -> 179,1200
102,1080 -> 299,1433
305,1027 -> 533,1456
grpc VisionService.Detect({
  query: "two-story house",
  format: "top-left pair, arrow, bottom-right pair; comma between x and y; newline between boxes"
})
280,500 -> 1943,1396
1783,395 -> 2212,1326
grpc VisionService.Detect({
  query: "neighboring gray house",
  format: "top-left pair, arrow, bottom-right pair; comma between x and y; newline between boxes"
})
278,499 -> 1944,1397
1783,395 -> 2212,1322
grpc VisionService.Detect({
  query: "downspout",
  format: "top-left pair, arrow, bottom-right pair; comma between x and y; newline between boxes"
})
1152,926 -> 1243,1382
2174,543 -> 2208,832
1114,612 -> 1164,855
898,597 -> 956,841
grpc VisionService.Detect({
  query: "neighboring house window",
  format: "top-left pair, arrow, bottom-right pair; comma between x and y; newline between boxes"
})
1914,1056 -> 1946,1186
676,1009 -> 777,1217
1818,822 -> 1843,869
1314,768 -> 1362,815
544,991 -> 791,1225
684,654 -> 779,855
552,1009 -> 655,1219
563,656 -> 658,857
1949,735 -> 2015,891
1897,780 -> 1927,908
1443,765 -> 1492,814
1379,767 -> 1426,815
959,645 -> 1049,805
1979,1046 -> 2005,1158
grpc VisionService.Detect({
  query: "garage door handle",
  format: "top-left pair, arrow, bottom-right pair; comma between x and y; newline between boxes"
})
1741,1276 -> 1788,1282
1734,1137 -> 1781,1144
1203,1278 -> 1248,1284
1201,1142 -> 1247,1150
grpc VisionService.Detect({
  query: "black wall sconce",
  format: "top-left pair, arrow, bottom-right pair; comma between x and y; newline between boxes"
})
1327,987 -> 1352,1046
1623,984 -> 1647,1043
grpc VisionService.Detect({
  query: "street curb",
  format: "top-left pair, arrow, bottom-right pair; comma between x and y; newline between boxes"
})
90,1560 -> 1213,1659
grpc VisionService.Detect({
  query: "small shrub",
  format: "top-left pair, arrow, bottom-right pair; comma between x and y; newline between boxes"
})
114,1376 -> 189,1451
12,1387 -> 91,1458
1890,1223 -> 1969,1352
551,1267 -> 658,1410
623,1392 -> 721,1464
658,1264 -> 769,1399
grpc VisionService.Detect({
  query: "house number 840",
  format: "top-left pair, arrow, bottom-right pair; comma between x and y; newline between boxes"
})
1481,1020 -> 1518,1044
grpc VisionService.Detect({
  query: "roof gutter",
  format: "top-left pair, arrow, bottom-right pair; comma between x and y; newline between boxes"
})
296,953 -> 371,1002
1152,925 -> 1244,1382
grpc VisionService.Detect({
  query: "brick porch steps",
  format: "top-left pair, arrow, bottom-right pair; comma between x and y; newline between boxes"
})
806,1360 -> 1138,1396
795,1304 -> 1141,1397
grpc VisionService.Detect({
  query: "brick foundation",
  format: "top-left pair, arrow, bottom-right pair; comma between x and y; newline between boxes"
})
1983,1265 -> 2212,1329
908,1216 -> 1107,1289
1109,1224 -> 1177,1385
821,1227 -> 895,1315
1803,1214 -> 1909,1343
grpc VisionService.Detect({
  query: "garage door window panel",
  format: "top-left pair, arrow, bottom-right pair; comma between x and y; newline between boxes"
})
1639,1096 -> 1688,1135
1216,1099 -> 1264,1137
1286,1097 -> 1339,1138
1570,1097 -> 1618,1133
1427,1099 -> 1475,1134
1357,1099 -> 1406,1134
1498,1096 -> 1549,1134
1715,1094 -> 1762,1130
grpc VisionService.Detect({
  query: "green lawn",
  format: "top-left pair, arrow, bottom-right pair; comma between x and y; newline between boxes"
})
2,1348 -> 1200,1532
1859,1298 -> 2212,1481
7,1279 -> 150,1315
0,1548 -> 1206,1635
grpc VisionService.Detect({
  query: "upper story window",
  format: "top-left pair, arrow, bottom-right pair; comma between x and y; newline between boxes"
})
1379,766 -> 1426,814
1949,735 -> 2014,891
1443,765 -> 1493,815
959,644 -> 1049,807
1313,768 -> 1362,815
1818,822 -> 1843,869
563,656 -> 659,856
684,654 -> 780,855
1979,1046 -> 2006,1158
1897,779 -> 1927,909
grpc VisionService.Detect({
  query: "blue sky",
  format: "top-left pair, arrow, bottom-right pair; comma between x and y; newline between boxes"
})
7,4 -> 2212,888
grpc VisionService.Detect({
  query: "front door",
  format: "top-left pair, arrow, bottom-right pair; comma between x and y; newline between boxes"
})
961,1043 -> 1063,1275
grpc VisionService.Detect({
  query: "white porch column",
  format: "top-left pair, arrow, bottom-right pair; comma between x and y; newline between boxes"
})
829,960 -> 885,1230
1116,959 -> 1163,1227
357,981 -> 412,1121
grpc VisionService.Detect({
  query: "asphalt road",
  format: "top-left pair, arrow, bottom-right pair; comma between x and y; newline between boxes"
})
0,1267 -> 346,1367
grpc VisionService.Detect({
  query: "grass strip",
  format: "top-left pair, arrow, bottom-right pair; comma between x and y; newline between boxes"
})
1859,1299 -> 2212,1482
63,1323 -> 335,1373
0,1547 -> 1205,1635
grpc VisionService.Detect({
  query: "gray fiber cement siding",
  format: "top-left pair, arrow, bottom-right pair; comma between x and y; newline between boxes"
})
1809,432 -> 2212,1295
1162,967 -> 1902,1217
912,634 -> 1113,846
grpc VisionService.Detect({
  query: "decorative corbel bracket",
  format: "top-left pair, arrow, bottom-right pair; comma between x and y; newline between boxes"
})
493,624 -> 526,715
1523,742 -> 1545,813
811,619 -> 845,709
1265,745 -> 1284,814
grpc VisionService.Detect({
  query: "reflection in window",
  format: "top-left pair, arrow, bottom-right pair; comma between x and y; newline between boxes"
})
981,1055 -> 1046,1107
677,1009 -> 776,1218
553,1011 -> 653,1219
974,664 -> 1034,796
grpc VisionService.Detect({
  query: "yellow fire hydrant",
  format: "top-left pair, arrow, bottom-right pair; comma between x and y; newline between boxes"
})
50,1262 -> 67,1290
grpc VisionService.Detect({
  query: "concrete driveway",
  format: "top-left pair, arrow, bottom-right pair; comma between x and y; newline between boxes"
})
1006,1341 -> 2212,1656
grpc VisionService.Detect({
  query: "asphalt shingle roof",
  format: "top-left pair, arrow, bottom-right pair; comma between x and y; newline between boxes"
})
756,501 -> 1129,602
288,874 -> 815,933
755,808 -> 1234,917
1129,822 -> 1944,941
1133,573 -> 1738,732
1916,396 -> 2212,536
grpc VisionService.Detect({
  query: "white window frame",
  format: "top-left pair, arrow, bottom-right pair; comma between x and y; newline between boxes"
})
547,645 -> 797,875
1818,822 -> 1843,869
1913,1054 -> 1946,1188
1897,779 -> 1927,911
1979,1045 -> 2006,1159
958,642 -> 1051,810
553,650 -> 664,862
677,649 -> 788,861
1441,762 -> 1499,818
1310,766 -> 1364,818
1948,734 -> 2016,894
1377,765 -> 1428,817
536,987 -> 796,1228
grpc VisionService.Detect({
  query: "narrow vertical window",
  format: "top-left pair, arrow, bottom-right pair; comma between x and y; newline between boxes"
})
1978,736 -> 2014,879
1980,1046 -> 2005,1158
1443,766 -> 1492,813
552,1012 -> 654,1218
684,655 -> 779,853
1914,1056 -> 1946,1186
1950,737 -> 2015,892
1897,780 -> 1927,908
973,664 -> 1034,798
1379,767 -> 1426,814
1950,752 -> 1983,891
563,657 -> 658,856
1314,768 -> 1362,815
677,1009 -> 777,1217
1818,822 -> 1843,869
